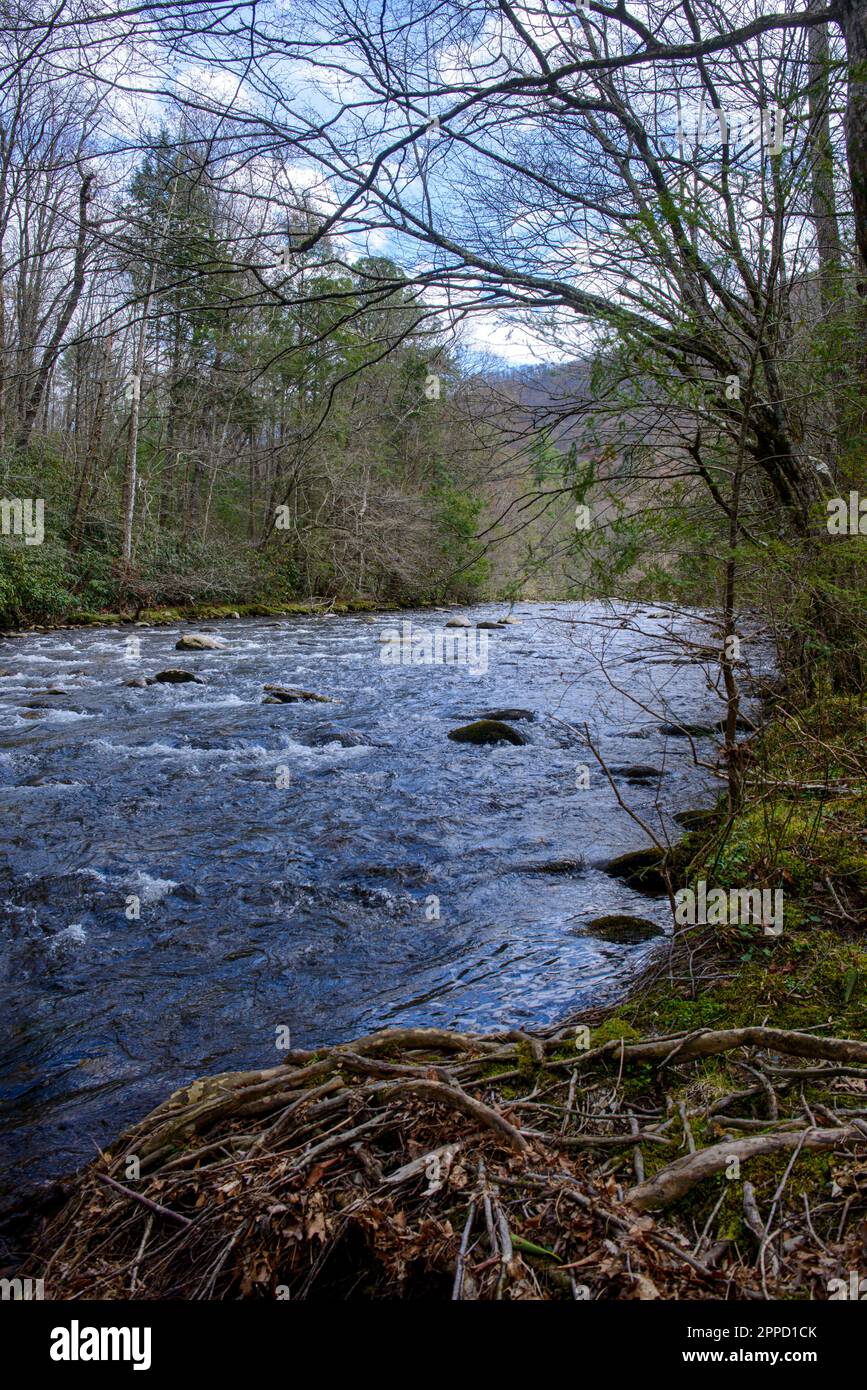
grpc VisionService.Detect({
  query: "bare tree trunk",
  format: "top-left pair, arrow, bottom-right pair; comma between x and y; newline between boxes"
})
121,265 -> 157,567
14,169 -> 94,450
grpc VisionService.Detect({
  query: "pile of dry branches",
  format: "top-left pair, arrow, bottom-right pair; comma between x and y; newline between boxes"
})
24,1024 -> 867,1300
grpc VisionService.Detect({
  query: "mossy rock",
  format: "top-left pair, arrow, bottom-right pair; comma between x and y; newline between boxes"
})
448,719 -> 526,746
604,846 -> 669,894
674,807 -> 718,830
514,1039 -> 538,1078
584,914 -> 665,944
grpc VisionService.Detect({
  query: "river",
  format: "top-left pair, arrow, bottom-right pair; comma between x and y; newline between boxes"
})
0,600 -> 746,1203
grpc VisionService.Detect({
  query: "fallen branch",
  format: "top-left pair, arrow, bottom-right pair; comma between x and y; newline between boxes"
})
95,1172 -> 192,1228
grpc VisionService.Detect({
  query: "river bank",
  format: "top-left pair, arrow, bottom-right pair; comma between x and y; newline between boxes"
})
0,596 -> 409,637
7,692 -> 866,1299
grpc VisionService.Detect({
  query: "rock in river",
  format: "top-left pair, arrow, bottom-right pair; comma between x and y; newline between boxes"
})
658,721 -> 714,738
477,620 -> 507,629
263,685 -> 333,703
713,715 -> 756,734
603,846 -> 668,894
445,616 -> 472,628
448,719 -> 526,746
175,634 -> 228,651
674,807 -> 717,830
309,727 -> 375,747
520,858 -> 583,875
151,669 -> 205,684
609,764 -> 662,780
583,914 -> 664,944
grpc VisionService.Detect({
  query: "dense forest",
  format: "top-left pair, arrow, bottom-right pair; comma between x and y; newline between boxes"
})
2,0 -> 867,1326
0,117 -> 509,618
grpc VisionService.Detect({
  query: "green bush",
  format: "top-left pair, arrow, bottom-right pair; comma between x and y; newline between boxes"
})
0,542 -> 75,625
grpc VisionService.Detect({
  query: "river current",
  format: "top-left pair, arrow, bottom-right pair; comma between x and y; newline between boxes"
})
0,600 -> 750,1201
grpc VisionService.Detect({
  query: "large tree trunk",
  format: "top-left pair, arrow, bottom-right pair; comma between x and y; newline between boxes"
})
810,1 -> 844,305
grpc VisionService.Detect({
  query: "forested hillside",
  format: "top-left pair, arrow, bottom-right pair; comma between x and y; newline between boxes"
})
0,116 -> 529,623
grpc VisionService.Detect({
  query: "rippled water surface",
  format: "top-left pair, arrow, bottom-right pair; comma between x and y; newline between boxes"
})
0,601 -> 749,1199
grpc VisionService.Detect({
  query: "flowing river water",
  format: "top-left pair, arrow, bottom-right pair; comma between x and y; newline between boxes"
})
0,601 -> 751,1204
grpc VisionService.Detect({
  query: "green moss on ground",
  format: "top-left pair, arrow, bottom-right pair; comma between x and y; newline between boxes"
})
554,697 -> 867,1229
624,697 -> 865,1038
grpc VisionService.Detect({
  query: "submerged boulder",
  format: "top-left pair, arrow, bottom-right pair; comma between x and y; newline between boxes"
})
477,620 -> 507,630
584,914 -> 665,944
448,719 -> 526,746
658,721 -> 714,738
520,858 -> 583,875
263,685 -> 333,703
309,728 -> 375,748
311,728 -> 375,750
609,764 -> 662,780
175,634 -> 228,651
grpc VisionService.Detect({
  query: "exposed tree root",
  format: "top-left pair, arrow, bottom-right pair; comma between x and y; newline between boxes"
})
15,1020 -> 867,1300
626,1125 -> 867,1212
